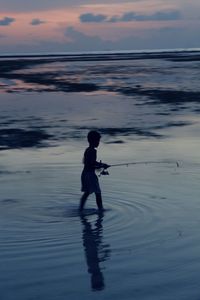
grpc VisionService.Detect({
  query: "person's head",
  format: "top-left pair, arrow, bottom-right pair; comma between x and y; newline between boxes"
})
87,130 -> 101,148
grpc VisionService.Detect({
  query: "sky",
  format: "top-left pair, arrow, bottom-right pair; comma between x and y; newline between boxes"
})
0,0 -> 200,54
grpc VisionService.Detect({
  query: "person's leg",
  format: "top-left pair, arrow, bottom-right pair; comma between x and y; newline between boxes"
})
79,192 -> 89,211
95,193 -> 103,210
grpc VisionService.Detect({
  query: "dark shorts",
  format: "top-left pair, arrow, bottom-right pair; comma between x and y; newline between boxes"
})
81,170 -> 101,194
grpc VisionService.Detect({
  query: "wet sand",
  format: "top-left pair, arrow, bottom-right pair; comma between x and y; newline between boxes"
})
1,50 -> 200,151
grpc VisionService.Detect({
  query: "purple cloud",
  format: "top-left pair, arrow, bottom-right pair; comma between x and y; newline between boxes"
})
30,18 -> 46,26
0,17 -> 15,26
79,13 -> 107,23
79,10 -> 182,23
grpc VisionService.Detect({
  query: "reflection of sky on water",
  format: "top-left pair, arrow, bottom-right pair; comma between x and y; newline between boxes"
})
0,89 -> 200,171
0,54 -> 200,165
3,79 -> 55,92
1,57 -> 200,94
0,91 -> 197,144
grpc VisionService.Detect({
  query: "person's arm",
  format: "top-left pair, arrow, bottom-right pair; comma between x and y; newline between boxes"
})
95,160 -> 110,170
85,148 -> 110,169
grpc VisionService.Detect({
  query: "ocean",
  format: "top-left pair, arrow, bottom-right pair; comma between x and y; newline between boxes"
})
0,49 -> 200,299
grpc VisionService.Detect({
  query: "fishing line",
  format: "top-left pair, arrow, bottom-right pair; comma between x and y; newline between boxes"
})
99,160 -> 180,176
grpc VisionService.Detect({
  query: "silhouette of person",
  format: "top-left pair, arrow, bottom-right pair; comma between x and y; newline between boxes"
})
79,131 -> 109,211
80,212 -> 111,291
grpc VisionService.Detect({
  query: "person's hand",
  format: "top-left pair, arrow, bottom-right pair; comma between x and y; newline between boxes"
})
102,163 -> 110,169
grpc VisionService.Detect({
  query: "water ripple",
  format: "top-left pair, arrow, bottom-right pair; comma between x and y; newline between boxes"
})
1,164 -> 200,299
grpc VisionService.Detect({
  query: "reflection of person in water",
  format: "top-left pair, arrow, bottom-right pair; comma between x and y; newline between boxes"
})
80,212 -> 111,291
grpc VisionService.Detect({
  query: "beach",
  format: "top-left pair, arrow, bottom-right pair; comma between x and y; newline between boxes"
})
1,50 -> 200,299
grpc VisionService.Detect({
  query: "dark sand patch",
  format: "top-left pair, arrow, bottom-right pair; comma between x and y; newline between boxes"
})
0,117 -> 43,127
0,128 -> 52,150
105,140 -> 125,144
0,121 -> 190,150
3,70 -> 200,111
1,198 -> 19,204
151,121 -> 193,130
112,86 -> 200,106
1,55 -> 200,111
3,72 -> 99,93
76,126 -> 163,139
0,58 -> 64,74
0,170 -> 14,175
71,122 -> 193,142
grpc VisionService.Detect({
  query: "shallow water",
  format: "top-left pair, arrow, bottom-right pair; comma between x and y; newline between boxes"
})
1,52 -> 200,299
1,155 -> 200,299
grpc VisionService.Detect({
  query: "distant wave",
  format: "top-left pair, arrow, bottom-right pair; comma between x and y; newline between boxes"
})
1,47 -> 200,60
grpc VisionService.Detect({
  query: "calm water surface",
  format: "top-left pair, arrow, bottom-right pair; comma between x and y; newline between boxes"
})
1,52 -> 200,299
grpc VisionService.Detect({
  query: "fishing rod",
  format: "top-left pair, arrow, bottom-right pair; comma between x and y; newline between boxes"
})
99,160 -> 180,176
110,160 -> 180,167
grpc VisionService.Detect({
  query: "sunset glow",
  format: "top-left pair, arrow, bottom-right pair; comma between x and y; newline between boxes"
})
0,0 -> 199,53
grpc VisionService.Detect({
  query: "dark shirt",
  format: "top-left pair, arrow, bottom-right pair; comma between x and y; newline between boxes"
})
83,147 -> 100,172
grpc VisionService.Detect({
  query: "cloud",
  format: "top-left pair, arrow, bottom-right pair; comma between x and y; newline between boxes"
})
1,24 -> 200,54
63,25 -> 200,52
118,10 -> 182,21
30,18 -> 46,26
0,0 -> 131,12
80,13 -> 107,23
143,10 -> 182,21
80,9 -> 182,23
64,26 -> 110,50
0,16 -> 15,26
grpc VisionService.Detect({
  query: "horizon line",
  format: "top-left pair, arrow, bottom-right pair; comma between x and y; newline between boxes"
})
0,47 -> 200,58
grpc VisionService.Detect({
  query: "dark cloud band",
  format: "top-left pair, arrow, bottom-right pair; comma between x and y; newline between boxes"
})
30,18 -> 46,26
0,17 -> 15,26
80,13 -> 107,23
80,10 -> 182,23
